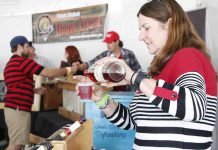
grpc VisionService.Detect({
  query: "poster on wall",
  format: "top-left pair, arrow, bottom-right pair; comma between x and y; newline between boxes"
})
32,4 -> 108,43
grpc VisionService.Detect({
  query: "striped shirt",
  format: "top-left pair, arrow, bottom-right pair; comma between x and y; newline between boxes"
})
4,55 -> 44,111
106,48 -> 217,150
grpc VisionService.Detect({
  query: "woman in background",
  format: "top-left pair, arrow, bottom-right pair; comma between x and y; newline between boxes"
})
60,45 -> 83,75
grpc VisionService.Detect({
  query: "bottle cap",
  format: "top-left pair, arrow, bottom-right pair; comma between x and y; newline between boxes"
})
65,128 -> 72,135
80,116 -> 86,123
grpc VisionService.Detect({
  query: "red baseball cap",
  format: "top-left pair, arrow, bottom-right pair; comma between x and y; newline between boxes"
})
103,31 -> 120,43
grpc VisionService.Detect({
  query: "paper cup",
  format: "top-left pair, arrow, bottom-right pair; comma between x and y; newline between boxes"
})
78,82 -> 93,100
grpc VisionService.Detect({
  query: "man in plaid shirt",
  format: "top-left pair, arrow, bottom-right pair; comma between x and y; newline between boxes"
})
77,31 -> 141,91
79,31 -> 141,73
86,47 -> 141,72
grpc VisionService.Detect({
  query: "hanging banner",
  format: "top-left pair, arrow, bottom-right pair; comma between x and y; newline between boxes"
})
32,4 -> 108,43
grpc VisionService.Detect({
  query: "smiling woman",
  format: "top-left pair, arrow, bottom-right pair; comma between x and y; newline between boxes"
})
138,15 -> 169,55
74,0 -> 217,150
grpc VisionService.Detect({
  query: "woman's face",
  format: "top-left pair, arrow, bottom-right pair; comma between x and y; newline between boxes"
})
138,14 -> 169,55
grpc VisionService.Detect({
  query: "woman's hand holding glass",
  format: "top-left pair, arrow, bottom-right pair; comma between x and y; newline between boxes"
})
74,75 -> 110,102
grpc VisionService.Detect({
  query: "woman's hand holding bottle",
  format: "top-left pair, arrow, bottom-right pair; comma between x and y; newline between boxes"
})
74,56 -> 135,102
94,56 -> 134,87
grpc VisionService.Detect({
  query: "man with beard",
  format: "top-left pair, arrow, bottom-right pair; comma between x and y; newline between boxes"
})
3,36 -> 78,150
27,42 -> 45,66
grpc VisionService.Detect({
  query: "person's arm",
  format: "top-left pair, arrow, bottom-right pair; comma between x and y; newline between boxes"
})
93,72 -> 136,130
91,90 -> 136,130
74,75 -> 136,130
104,99 -> 136,130
129,51 -> 142,72
128,71 -> 207,122
34,87 -> 46,95
135,72 -> 207,122
129,49 -> 211,122
78,51 -> 108,71
40,66 -> 77,78
125,71 -> 156,97
78,63 -> 88,71
19,57 -> 78,78
93,52 -> 209,122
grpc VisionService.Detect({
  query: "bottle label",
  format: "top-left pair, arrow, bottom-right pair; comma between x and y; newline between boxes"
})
69,121 -> 81,132
37,146 -> 46,150
94,65 -> 107,82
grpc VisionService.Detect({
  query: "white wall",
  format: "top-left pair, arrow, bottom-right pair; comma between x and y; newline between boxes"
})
206,0 -> 218,73
0,15 -> 32,70
207,2 -> 218,150
0,0 -> 210,72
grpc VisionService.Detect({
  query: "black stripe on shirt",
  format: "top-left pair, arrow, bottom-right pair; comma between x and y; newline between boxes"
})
161,81 -> 175,111
134,139 -> 212,149
175,87 -> 186,119
136,126 -> 212,137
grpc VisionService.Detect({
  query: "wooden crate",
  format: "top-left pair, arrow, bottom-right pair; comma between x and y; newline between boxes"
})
30,107 -> 93,150
42,81 -> 63,110
51,120 -> 93,150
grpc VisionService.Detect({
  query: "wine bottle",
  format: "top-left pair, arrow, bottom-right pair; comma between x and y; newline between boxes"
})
36,141 -> 53,150
53,116 -> 86,140
84,61 -> 126,83
27,140 -> 53,150
27,117 -> 86,150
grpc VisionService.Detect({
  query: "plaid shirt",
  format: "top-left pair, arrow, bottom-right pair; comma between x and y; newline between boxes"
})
86,48 -> 142,72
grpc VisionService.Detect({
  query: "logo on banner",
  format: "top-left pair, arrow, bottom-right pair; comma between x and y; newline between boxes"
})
37,15 -> 54,42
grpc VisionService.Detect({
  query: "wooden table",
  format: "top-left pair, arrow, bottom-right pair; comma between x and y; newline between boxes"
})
56,79 -> 79,91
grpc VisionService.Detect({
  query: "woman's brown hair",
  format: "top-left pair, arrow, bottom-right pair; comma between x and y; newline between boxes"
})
137,0 -> 209,76
65,45 -> 82,64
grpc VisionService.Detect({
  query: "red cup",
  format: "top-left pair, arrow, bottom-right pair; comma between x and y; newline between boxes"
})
78,82 -> 93,100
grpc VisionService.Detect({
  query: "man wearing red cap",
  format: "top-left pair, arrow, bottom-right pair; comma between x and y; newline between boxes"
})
103,31 -> 120,43
77,31 -> 141,91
